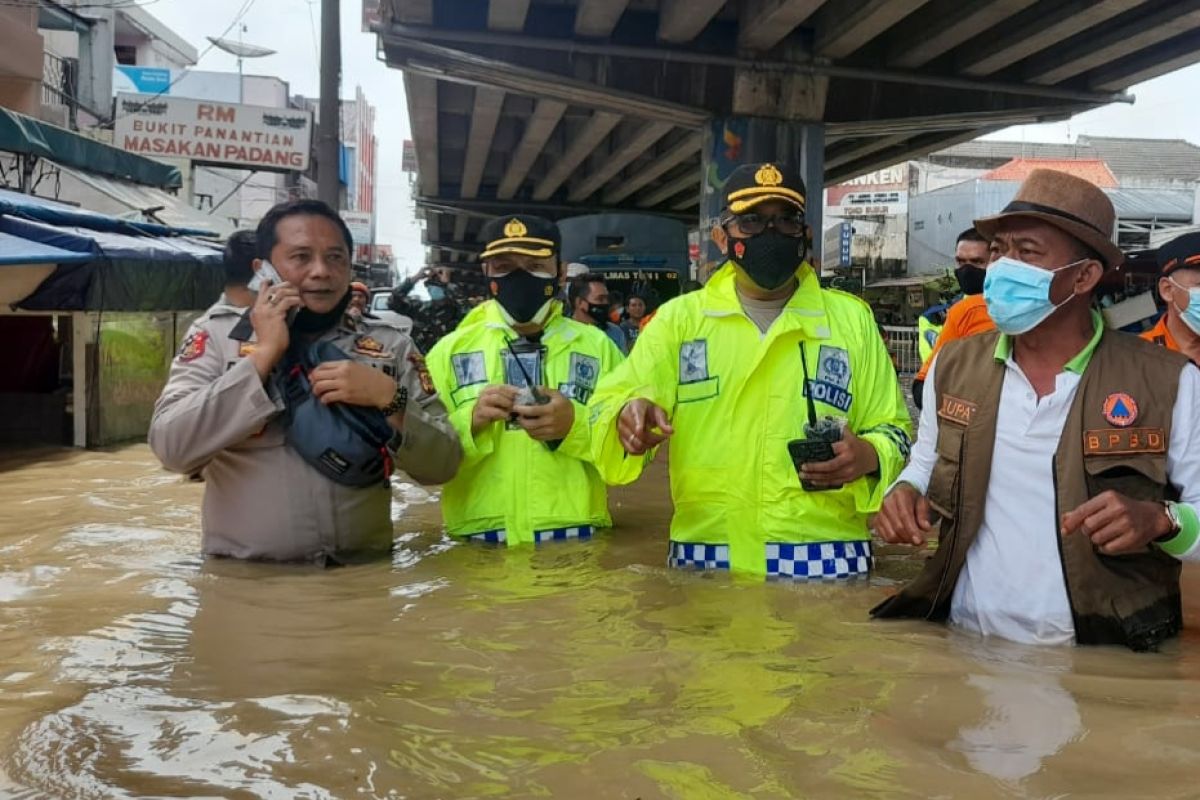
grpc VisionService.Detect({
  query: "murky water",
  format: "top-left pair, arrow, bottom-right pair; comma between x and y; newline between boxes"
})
1,445 -> 1198,799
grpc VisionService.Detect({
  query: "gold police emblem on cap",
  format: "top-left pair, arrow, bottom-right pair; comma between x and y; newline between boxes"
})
755,164 -> 784,187
503,218 -> 528,238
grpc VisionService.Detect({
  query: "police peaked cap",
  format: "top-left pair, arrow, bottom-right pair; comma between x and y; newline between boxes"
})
722,162 -> 807,215
1158,231 -> 1200,276
479,214 -> 561,260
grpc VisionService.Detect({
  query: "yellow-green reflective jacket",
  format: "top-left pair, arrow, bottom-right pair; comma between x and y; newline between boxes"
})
588,262 -> 913,575
917,315 -> 942,362
426,300 -> 625,545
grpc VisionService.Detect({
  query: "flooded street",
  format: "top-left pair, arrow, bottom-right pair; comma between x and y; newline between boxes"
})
1,446 -> 1199,799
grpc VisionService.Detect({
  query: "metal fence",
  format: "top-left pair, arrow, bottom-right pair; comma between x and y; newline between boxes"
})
881,325 -> 921,375
42,52 -> 79,130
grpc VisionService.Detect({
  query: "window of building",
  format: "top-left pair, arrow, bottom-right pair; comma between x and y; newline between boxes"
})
114,45 -> 137,66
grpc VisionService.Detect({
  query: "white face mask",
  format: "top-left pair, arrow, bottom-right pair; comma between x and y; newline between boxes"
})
982,256 -> 1085,335
1169,276 -> 1200,336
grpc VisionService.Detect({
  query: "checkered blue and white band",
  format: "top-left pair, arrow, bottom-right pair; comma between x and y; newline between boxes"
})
669,540 -> 872,579
469,526 -> 593,545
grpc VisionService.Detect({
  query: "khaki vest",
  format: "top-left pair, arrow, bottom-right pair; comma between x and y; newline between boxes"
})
873,329 -> 1186,650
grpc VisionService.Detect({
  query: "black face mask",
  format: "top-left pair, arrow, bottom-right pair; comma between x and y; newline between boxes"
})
955,265 -> 986,296
292,288 -> 352,335
585,303 -> 609,326
490,269 -> 558,324
729,231 -> 803,290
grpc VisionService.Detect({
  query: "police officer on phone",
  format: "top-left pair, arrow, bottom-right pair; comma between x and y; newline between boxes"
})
149,199 -> 462,564
589,163 -> 913,578
424,214 -> 624,546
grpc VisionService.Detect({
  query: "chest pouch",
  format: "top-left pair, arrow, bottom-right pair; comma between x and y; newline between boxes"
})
273,340 -> 395,488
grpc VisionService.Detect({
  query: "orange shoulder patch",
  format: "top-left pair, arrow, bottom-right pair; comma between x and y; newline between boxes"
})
408,352 -> 435,394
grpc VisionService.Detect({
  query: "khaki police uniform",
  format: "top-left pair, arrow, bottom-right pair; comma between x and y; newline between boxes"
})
149,305 -> 462,563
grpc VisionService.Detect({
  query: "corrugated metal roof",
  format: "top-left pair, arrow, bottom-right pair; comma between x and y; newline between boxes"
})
1104,188 -> 1195,221
1080,136 -> 1200,183
983,158 -> 1118,187
932,137 -> 1200,185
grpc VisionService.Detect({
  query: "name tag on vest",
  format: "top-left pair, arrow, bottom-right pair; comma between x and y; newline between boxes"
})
937,394 -> 977,426
1084,428 -> 1166,456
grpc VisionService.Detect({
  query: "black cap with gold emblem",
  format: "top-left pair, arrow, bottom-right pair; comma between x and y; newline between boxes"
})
722,162 -> 807,216
478,214 -> 561,260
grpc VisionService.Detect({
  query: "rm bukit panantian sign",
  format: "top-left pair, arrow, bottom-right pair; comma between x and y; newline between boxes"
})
113,93 -> 313,172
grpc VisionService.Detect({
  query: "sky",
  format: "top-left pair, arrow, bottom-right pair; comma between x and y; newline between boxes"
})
145,0 -> 426,273
142,0 -> 1200,276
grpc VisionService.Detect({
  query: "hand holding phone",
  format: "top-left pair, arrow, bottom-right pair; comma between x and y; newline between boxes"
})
247,259 -> 283,293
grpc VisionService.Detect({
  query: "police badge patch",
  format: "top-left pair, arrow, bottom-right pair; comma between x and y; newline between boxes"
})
679,340 -> 709,383
804,344 -> 853,413
352,335 -> 392,359
177,330 -> 209,362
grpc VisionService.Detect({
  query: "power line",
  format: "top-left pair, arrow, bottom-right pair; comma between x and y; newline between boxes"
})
103,0 -> 262,127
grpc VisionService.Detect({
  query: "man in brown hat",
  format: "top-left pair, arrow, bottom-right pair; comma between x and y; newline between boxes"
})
872,169 -> 1200,651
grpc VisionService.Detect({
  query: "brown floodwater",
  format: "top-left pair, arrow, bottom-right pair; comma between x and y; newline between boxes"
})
0,445 -> 1198,799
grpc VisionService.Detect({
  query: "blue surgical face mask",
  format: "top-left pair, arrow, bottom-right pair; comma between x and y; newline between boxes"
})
983,256 -> 1085,335
1169,277 -> 1200,335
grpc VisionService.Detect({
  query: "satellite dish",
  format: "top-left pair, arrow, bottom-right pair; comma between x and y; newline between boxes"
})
206,37 -> 276,59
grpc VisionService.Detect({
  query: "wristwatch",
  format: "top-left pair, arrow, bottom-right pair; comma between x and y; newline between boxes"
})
1159,500 -> 1183,541
380,383 -> 408,416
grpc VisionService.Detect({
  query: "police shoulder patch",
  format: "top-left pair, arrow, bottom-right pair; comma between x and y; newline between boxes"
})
408,352 -> 435,394
177,330 -> 209,363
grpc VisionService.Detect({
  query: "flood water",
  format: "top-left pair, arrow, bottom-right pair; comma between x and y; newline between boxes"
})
1,445 -> 1199,799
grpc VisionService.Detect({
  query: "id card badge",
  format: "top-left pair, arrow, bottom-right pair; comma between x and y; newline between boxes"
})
502,347 -> 544,417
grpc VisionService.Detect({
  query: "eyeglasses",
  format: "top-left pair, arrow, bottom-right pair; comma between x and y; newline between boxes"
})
723,211 -> 806,237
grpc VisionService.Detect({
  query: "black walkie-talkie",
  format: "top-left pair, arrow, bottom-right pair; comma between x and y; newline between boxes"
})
787,344 -> 844,491
505,337 -> 550,406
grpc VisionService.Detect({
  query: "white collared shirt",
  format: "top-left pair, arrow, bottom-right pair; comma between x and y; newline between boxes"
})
898,352 -> 1200,646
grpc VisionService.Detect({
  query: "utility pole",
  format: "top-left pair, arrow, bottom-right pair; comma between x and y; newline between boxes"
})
317,0 -> 341,207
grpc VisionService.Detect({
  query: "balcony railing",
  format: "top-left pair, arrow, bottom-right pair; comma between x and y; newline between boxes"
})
42,51 -> 79,130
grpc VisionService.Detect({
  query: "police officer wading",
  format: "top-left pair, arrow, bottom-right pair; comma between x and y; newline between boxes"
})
589,163 -> 913,578
149,200 -> 462,563
425,215 -> 624,546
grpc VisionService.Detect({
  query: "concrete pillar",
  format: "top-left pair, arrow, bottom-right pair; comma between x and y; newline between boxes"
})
700,117 -> 825,272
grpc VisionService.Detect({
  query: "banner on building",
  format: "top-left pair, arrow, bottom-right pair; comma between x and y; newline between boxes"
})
343,210 -> 373,246
114,93 -> 312,172
401,139 -> 418,173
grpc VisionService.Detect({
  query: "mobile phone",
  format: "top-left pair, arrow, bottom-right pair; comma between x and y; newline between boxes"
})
787,438 -> 841,491
247,260 -> 282,293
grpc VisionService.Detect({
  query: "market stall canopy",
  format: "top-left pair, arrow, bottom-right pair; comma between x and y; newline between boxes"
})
49,164 -> 235,239
0,107 -> 181,189
0,230 -> 93,266
0,189 -> 222,312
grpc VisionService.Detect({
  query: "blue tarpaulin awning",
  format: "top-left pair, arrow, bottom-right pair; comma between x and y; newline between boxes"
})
0,187 -> 212,238
0,189 -> 223,312
0,230 -> 92,266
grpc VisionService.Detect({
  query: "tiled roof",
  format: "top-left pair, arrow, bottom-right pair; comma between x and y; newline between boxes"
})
983,157 -> 1119,187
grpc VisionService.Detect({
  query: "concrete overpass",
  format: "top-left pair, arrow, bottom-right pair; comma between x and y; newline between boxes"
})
374,0 -> 1200,264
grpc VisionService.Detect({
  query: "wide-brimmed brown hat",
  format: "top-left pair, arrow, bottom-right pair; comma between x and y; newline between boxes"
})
974,168 -> 1123,268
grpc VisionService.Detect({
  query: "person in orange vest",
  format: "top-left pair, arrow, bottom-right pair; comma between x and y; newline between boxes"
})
911,228 -> 995,408
1141,232 -> 1200,365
